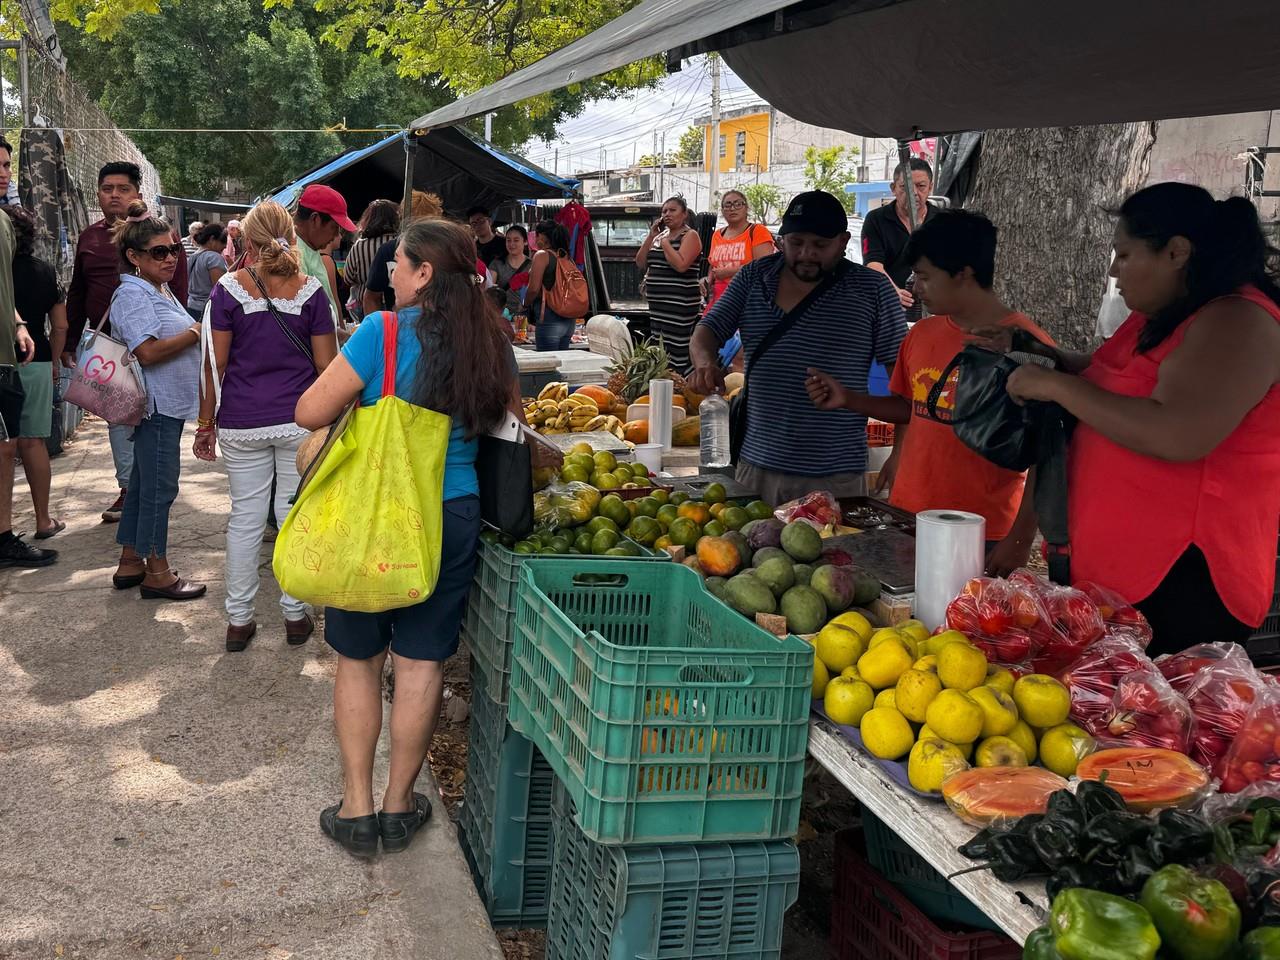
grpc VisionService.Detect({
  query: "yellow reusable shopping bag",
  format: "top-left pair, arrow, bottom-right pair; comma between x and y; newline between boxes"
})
273,312 -> 451,613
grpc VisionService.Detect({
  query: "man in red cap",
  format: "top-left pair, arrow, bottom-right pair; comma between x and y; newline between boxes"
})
294,184 -> 356,320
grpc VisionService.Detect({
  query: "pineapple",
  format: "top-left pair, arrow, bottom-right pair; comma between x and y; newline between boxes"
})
606,336 -> 704,407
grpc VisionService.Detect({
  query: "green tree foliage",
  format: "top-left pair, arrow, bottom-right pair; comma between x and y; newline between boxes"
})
741,183 -> 783,223
674,125 -> 705,166
803,145 -> 860,211
58,0 -> 449,197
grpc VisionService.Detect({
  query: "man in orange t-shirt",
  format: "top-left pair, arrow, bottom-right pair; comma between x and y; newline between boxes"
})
806,209 -> 1052,574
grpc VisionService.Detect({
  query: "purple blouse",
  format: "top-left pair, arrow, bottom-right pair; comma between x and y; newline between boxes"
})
208,274 -> 334,430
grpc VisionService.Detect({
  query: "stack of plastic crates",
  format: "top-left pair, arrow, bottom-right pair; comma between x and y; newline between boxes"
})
457,659 -> 557,927
506,558 -> 812,957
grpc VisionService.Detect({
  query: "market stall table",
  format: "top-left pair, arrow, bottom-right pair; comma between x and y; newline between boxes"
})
807,715 -> 1047,946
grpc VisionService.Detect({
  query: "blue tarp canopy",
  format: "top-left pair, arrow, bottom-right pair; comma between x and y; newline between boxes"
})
266,126 -> 578,219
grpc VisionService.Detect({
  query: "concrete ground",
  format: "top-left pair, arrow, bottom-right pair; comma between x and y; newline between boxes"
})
0,417 -> 503,960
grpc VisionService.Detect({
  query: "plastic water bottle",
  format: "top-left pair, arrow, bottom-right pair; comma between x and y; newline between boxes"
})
699,392 -> 731,470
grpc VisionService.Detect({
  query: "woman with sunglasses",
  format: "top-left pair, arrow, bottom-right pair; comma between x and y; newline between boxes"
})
107,199 -> 206,601
703,190 -> 774,311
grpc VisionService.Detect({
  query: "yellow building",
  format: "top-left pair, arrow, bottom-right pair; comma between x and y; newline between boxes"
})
702,109 -> 772,174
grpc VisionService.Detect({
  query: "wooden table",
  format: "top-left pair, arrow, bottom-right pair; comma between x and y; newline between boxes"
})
807,716 -> 1047,945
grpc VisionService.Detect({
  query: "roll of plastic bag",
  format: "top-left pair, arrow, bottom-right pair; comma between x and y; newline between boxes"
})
914,509 -> 986,630
649,377 -> 674,451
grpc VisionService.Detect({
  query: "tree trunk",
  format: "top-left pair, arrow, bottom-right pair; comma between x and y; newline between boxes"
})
965,123 -> 1157,352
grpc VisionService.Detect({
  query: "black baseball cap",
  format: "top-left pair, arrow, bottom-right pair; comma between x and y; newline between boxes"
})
779,190 -> 849,238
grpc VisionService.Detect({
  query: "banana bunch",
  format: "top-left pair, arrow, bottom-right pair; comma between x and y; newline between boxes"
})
583,414 -> 627,440
546,395 -> 600,432
537,381 -> 569,403
523,397 -> 564,427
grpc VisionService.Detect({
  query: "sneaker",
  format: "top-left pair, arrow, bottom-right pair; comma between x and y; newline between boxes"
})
0,534 -> 57,567
102,489 -> 125,523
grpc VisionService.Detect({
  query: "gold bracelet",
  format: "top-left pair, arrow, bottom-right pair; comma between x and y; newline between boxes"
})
197,417 -> 216,429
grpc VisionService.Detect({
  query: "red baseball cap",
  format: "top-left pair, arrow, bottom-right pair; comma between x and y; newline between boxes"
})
298,184 -> 357,232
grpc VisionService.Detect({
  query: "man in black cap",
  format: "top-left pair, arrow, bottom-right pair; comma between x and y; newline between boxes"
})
689,189 -> 907,504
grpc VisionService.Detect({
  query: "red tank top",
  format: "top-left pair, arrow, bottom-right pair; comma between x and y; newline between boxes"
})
1068,285 -> 1280,626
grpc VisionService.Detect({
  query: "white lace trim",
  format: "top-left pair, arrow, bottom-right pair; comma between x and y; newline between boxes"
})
218,422 -> 310,442
217,273 -> 323,314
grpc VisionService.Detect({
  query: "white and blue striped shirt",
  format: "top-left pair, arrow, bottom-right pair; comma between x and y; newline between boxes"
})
699,254 -> 906,475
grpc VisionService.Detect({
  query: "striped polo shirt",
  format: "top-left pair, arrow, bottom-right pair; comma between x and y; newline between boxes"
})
699,254 -> 906,476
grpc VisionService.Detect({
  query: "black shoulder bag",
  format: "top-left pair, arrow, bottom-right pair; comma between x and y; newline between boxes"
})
925,335 -> 1074,583
246,267 -> 317,371
728,260 -> 849,463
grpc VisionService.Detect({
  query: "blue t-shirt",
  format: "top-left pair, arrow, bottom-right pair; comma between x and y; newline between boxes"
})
341,307 -> 478,501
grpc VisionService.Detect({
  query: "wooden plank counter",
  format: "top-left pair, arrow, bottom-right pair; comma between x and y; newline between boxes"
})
807,716 -> 1047,945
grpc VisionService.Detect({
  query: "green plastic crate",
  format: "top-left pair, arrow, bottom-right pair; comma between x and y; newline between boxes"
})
464,537 -> 667,706
459,663 -> 557,927
546,782 -> 800,960
861,809 -> 1000,933
507,559 -> 812,845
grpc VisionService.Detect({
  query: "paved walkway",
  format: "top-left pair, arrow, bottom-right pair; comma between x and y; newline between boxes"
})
0,417 -> 503,960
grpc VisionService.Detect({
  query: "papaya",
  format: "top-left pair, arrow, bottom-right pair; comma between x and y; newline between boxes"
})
623,420 -> 649,443
573,384 -> 616,409
1075,748 -> 1210,812
671,416 -> 700,446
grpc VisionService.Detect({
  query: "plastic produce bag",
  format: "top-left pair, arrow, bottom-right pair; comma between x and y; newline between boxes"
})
1219,687 -> 1280,794
941,766 -> 1069,827
1059,635 -> 1196,752
773,490 -> 840,531
1156,642 -> 1254,694
945,575 -> 1052,666
531,480 -> 602,529
1008,570 -> 1107,673
1075,580 -> 1153,647
1183,657 -> 1270,775
1076,748 -> 1213,812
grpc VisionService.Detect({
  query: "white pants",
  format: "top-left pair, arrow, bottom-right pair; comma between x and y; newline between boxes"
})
221,432 -> 309,626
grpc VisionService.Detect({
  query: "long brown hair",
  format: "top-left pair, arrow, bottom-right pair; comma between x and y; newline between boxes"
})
400,219 -> 512,437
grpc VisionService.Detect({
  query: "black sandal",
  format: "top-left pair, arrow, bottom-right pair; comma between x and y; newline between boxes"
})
320,803 -> 380,857
378,793 -> 432,853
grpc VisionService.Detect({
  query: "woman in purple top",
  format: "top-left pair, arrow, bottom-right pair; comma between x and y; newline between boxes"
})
193,200 -> 338,652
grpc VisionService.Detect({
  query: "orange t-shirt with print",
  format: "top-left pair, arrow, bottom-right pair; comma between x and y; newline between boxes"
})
887,312 -> 1055,540
707,223 -> 774,308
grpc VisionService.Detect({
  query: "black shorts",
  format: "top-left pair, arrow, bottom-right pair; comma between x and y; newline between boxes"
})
0,364 -> 24,440
324,496 -> 482,662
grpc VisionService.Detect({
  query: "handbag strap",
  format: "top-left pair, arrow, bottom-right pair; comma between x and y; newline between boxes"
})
379,310 -> 399,398
745,259 -> 849,374
246,266 -> 317,372
925,351 -> 967,422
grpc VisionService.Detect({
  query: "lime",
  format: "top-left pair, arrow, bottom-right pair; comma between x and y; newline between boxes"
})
549,536 -> 572,554
604,546 -> 632,557
538,546 -> 560,555
599,495 -> 630,527
570,442 -> 593,455
650,488 -> 669,504
587,516 -> 619,535
635,497 -> 661,518
744,500 -> 773,521
560,464 -> 590,484
593,450 -> 618,472
592,472 -> 621,490
669,491 -> 690,505
702,519 -> 725,537
668,517 -> 702,547
611,467 -> 635,486
627,516 -> 662,545
629,462 -> 650,479
632,476 -> 652,488
654,535 -> 673,551
513,541 -> 536,554
615,540 -> 642,556
591,529 -> 621,554
703,482 -> 727,504
479,529 -> 500,544
721,506 -> 750,530
656,504 -> 679,527
574,531 -> 594,554
567,452 -> 595,471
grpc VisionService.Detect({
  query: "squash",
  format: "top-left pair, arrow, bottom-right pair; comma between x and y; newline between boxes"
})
573,384 -> 616,409
623,420 -> 649,443
671,416 -> 700,447
724,372 -> 745,394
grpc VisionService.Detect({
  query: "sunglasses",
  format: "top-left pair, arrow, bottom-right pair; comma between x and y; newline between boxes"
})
146,243 -> 184,260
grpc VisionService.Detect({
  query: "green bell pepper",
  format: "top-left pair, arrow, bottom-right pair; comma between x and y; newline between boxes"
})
1050,888 -> 1161,960
1139,864 -> 1241,960
1243,926 -> 1280,960
1023,926 -> 1063,959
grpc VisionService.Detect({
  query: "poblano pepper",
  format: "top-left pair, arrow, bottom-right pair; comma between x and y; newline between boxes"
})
1080,811 -> 1154,867
1046,789 -> 1086,830
1050,887 -> 1161,960
1244,926 -> 1280,960
1076,780 -> 1126,819
1023,925 -> 1063,959
1147,809 -> 1214,867
1139,864 -> 1241,960
1046,863 -> 1112,901
1031,816 -> 1082,871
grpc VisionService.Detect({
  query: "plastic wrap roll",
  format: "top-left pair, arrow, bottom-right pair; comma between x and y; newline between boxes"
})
649,378 -> 674,451
914,509 -> 986,630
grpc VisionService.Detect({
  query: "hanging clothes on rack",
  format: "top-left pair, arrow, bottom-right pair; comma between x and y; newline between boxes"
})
19,126 -> 90,279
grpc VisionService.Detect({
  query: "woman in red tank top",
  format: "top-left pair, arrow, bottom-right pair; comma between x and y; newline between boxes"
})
1003,183 -> 1280,656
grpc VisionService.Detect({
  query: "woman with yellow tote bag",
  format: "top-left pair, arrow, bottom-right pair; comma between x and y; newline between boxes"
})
290,220 -> 516,857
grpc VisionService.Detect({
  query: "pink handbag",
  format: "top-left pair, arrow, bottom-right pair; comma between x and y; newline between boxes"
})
65,294 -> 148,426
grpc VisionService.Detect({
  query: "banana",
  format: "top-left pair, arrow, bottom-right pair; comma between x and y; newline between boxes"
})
568,416 -> 596,429
537,381 -> 568,402
611,425 -> 626,440
583,415 -> 611,432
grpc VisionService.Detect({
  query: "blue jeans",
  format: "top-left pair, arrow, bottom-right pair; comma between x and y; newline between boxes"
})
535,304 -> 575,351
116,413 -> 185,557
108,421 -> 135,489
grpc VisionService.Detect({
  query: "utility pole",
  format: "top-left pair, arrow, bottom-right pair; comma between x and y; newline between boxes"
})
652,131 -> 659,200
484,112 -> 493,141
659,131 -> 666,198
708,54 -> 722,209
553,148 -> 559,176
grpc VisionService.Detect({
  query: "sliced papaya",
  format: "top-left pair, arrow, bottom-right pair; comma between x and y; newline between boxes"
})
941,766 -> 1069,827
1075,747 -> 1210,812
